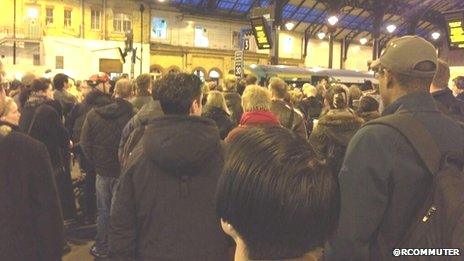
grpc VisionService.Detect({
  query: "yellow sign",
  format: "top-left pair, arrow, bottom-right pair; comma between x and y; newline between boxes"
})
448,19 -> 464,48
250,17 -> 271,49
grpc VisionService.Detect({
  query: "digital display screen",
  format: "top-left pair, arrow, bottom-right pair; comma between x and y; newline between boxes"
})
250,17 -> 272,50
448,18 -> 464,49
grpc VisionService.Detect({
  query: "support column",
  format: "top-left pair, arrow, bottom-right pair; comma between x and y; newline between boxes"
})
270,0 -> 283,65
140,4 -> 145,75
328,30 -> 334,68
13,0 -> 16,65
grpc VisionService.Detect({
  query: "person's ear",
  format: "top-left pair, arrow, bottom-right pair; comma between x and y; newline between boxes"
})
221,219 -> 238,239
190,98 -> 201,115
385,70 -> 394,89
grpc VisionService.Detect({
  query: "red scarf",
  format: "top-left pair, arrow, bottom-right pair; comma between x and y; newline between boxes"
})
240,111 -> 280,126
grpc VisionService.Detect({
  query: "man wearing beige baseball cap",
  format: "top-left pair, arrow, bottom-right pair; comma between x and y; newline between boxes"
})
326,36 -> 464,260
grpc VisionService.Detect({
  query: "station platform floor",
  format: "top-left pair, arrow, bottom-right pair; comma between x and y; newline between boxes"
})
63,241 -> 95,261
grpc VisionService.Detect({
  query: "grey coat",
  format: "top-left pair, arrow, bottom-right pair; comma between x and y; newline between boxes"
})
326,92 -> 464,260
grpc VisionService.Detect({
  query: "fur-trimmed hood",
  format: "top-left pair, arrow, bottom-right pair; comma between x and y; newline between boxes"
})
312,109 -> 364,146
357,111 -> 381,122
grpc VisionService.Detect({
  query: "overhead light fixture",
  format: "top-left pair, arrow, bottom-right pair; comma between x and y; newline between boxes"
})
431,31 -> 441,40
317,32 -> 326,40
386,24 -> 397,33
359,38 -> 368,45
26,7 -> 39,19
284,22 -> 295,31
158,0 -> 166,2
328,15 -> 339,26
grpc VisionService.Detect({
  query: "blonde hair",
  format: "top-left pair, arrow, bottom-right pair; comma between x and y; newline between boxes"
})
289,89 -> 303,105
242,85 -> 271,112
3,97 -> 17,116
206,91 -> 230,114
223,75 -> 237,91
302,83 -> 317,97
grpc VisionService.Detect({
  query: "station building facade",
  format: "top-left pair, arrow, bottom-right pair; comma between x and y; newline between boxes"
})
0,0 -> 375,81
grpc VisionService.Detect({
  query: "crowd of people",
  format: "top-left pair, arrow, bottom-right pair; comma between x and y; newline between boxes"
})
0,35 -> 464,260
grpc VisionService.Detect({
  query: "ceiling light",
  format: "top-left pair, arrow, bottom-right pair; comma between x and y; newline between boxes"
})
284,22 -> 295,31
328,15 -> 339,26
359,38 -> 368,45
317,32 -> 326,40
26,7 -> 39,19
431,32 -> 441,40
386,24 -> 397,33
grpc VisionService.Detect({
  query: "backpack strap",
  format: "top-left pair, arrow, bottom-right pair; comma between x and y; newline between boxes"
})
364,113 -> 441,176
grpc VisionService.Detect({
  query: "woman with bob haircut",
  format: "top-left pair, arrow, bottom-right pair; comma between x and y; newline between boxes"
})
202,90 -> 234,139
216,126 -> 340,261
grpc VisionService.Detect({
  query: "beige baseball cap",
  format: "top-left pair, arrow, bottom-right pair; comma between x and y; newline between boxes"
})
370,35 -> 437,78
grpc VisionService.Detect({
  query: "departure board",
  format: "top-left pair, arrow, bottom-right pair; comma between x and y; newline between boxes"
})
448,19 -> 464,49
250,17 -> 272,50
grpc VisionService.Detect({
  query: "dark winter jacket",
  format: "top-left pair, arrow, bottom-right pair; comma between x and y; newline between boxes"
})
80,98 -> 134,178
109,116 -> 230,261
202,106 -> 234,140
53,89 -> 77,118
326,92 -> 464,260
298,96 -> 323,134
223,91 -> 243,125
431,88 -> 464,122
456,92 -> 464,102
19,94 -> 70,169
0,121 -> 63,261
65,90 -> 112,143
309,109 -> 363,173
119,99 -> 164,160
270,99 -> 307,139
356,111 -> 381,122
130,95 -> 152,112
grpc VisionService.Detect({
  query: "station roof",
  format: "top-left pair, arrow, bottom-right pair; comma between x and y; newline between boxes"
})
155,0 -> 464,43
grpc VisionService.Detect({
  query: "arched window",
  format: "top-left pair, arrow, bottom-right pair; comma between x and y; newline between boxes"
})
192,67 -> 207,82
166,66 -> 181,74
208,68 -> 223,79
150,65 -> 165,79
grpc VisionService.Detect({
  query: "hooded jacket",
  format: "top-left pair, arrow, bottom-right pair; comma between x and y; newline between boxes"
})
19,94 -> 70,169
80,98 -> 134,178
223,91 -> 243,125
119,99 -> 164,160
109,116 -> 229,261
309,109 -> 364,173
356,111 -> 381,122
0,121 -> 64,261
202,106 -> 234,140
65,90 -> 112,143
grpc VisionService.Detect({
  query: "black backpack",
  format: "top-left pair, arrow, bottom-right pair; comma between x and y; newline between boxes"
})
366,113 -> 464,259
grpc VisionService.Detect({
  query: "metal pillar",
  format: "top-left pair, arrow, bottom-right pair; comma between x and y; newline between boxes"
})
13,0 -> 16,65
140,4 -> 145,75
270,0 -> 283,65
328,30 -> 334,69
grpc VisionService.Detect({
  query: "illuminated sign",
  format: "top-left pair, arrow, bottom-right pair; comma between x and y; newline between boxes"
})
250,17 -> 272,50
447,18 -> 464,49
